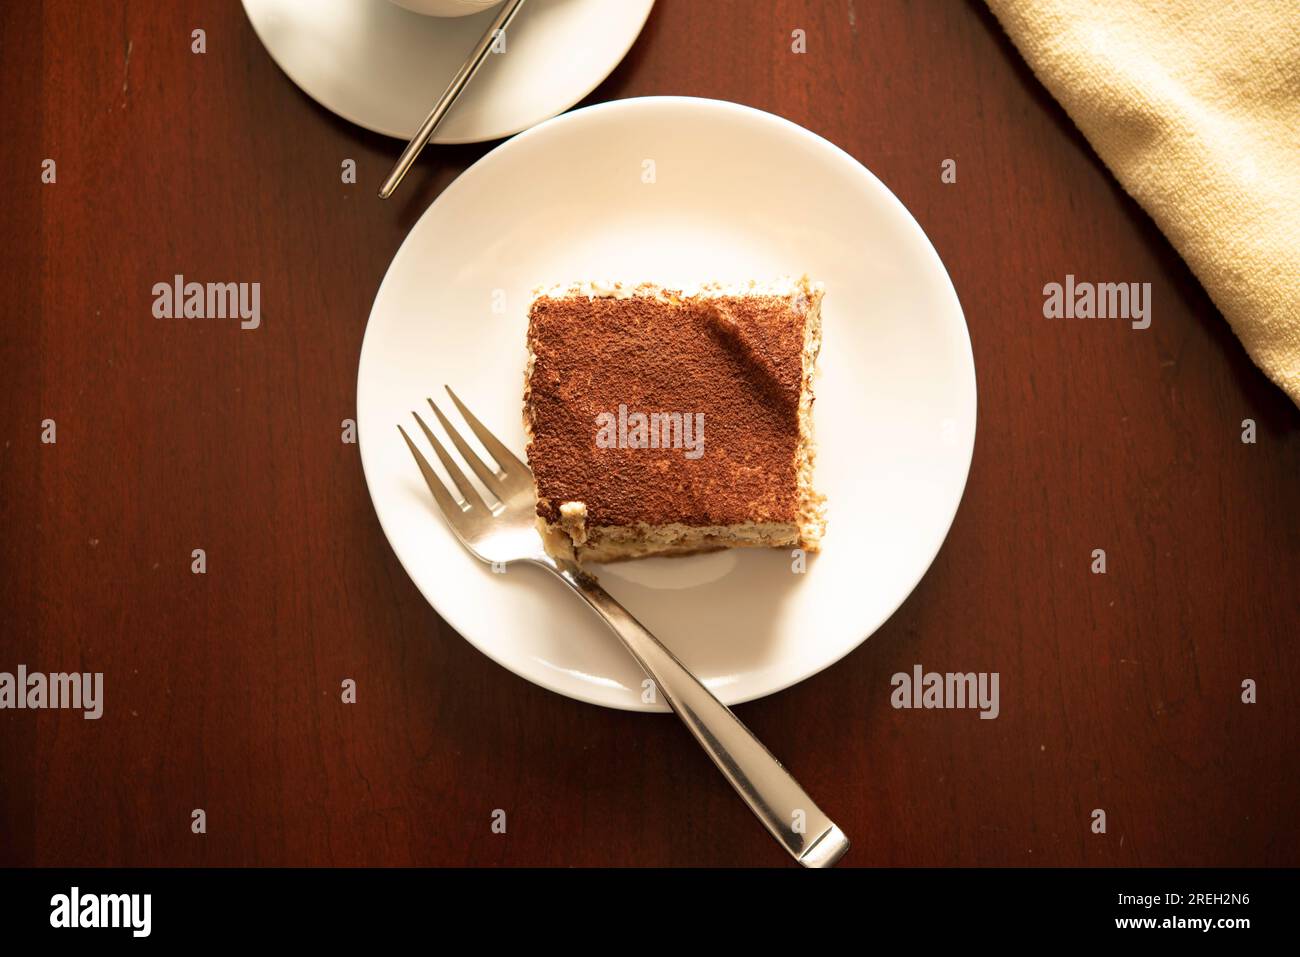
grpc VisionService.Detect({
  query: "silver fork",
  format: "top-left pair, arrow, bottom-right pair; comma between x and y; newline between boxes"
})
399,387 -> 850,868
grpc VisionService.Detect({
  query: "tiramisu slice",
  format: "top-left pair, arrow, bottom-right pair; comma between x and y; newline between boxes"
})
524,278 -> 826,562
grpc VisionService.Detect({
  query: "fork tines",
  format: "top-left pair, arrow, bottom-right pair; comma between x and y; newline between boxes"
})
397,386 -> 531,520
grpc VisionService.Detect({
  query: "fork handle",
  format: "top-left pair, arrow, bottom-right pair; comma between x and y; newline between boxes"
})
553,561 -> 850,867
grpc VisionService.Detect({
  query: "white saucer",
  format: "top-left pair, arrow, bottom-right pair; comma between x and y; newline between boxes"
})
241,0 -> 655,143
357,97 -> 977,711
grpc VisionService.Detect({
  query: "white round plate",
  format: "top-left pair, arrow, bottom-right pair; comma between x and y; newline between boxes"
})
358,96 -> 977,711
241,0 -> 655,143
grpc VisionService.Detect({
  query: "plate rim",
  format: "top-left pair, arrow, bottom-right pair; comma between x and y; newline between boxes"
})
240,0 -> 657,144
357,94 -> 978,711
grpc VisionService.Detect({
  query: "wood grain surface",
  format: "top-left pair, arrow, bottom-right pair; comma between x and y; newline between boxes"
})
2,0 -> 1297,867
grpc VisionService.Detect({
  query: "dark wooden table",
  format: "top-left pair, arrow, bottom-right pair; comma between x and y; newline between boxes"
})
2,0 -> 1296,868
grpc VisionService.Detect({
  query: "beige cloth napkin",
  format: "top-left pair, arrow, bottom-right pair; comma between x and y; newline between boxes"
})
986,0 -> 1300,407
